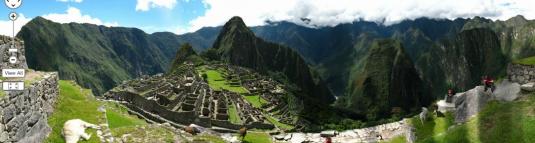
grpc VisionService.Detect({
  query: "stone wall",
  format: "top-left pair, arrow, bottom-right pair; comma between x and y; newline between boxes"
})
111,90 -> 274,131
508,63 -> 535,84
0,72 -> 59,143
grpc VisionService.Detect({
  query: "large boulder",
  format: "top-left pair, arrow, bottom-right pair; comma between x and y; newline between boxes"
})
521,82 -> 535,92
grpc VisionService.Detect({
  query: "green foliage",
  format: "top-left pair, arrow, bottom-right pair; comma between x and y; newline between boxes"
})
46,81 -> 102,143
201,48 -> 220,61
514,56 -> 535,65
381,135 -> 407,143
240,132 -> 271,143
18,17 -> 179,95
46,81 -> 167,143
105,103 -> 147,128
264,113 -> 295,131
193,134 -> 227,143
228,103 -> 242,124
414,94 -> 535,143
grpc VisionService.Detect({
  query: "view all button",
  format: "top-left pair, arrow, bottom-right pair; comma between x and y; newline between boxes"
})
2,69 -> 25,77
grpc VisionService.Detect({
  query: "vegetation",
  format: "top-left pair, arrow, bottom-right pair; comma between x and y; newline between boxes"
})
46,80 -> 102,143
228,103 -> 242,124
264,113 -> 295,130
381,135 -> 407,143
18,17 -> 180,95
242,94 -> 268,108
202,69 -> 248,93
241,132 -> 272,143
193,134 -> 227,143
105,102 -> 147,129
46,81 -> 174,143
413,93 -> 535,143
514,56 -> 535,65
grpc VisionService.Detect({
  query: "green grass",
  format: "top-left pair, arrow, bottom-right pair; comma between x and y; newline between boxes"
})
264,113 -> 294,131
46,80 -> 102,143
240,132 -> 271,143
242,94 -> 268,108
46,80 -> 161,143
200,68 -> 268,108
414,94 -> 535,143
410,112 -> 454,142
381,135 -> 406,143
203,70 -> 248,93
106,108 -> 147,129
514,56 -> 535,65
193,134 -> 227,143
228,103 -> 242,124
104,102 -> 147,129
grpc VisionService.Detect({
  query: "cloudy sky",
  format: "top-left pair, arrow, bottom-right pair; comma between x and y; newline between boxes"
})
0,0 -> 534,37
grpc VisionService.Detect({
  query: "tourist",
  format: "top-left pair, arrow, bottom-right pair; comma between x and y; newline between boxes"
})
482,76 -> 495,93
445,89 -> 454,103
325,137 -> 332,143
239,127 -> 248,140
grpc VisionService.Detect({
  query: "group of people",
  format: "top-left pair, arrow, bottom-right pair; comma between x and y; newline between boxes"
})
444,75 -> 496,103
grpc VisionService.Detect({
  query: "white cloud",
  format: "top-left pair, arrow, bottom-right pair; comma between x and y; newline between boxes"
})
56,0 -> 83,3
0,13 -> 31,37
183,0 -> 535,33
42,7 -> 119,27
136,0 -> 177,11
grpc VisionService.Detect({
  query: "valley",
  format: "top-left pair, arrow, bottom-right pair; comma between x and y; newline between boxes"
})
2,9 -> 535,142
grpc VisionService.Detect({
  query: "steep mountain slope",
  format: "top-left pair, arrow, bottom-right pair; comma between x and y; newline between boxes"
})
18,17 -> 179,95
211,16 -> 335,105
463,15 -> 535,60
342,39 -> 430,119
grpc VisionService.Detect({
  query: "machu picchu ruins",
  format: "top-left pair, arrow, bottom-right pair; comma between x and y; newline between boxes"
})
105,62 -> 297,133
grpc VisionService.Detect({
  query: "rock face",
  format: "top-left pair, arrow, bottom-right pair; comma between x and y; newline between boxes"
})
508,63 -> 535,84
212,16 -> 334,105
273,119 -> 413,143
345,39 -> 430,119
0,72 -> 59,143
0,36 -> 27,69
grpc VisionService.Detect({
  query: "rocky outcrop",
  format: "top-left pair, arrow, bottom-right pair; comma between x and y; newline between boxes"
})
508,63 -> 535,84
273,119 -> 413,143
0,72 -> 59,143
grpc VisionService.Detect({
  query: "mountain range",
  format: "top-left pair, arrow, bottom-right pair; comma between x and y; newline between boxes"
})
16,15 -> 535,124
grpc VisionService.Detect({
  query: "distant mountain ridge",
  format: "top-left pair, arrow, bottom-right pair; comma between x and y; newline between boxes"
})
212,16 -> 335,105
17,17 -> 209,94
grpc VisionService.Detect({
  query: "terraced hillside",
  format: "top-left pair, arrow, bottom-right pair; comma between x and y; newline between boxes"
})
105,62 -> 296,132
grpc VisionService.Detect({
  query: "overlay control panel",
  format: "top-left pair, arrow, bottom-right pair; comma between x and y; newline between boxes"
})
2,0 -> 24,91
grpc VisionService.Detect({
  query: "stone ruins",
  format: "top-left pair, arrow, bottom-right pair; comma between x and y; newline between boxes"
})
105,63 -> 296,132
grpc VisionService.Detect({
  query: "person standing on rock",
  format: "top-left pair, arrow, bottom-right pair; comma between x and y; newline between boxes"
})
445,89 -> 455,103
482,76 -> 495,93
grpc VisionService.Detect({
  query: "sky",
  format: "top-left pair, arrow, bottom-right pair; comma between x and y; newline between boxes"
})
0,0 -> 535,37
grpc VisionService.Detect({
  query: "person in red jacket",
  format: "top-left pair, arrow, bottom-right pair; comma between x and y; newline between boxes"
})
325,137 -> 332,143
482,76 -> 495,93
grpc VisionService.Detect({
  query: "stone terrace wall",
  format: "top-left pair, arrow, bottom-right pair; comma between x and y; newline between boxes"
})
0,72 -> 59,143
508,63 -> 535,84
111,91 -> 274,131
